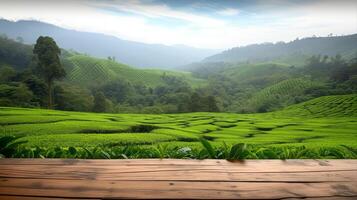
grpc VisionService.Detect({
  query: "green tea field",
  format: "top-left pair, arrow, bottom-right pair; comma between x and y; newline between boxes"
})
1,94 -> 356,159
65,55 -> 206,87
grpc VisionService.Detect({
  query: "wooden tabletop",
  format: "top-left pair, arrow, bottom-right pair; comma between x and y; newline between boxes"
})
0,159 -> 356,199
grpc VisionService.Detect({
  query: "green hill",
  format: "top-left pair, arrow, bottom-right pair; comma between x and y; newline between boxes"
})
222,63 -> 293,85
65,55 -> 206,88
189,62 -> 295,87
275,94 -> 357,117
247,78 -> 320,112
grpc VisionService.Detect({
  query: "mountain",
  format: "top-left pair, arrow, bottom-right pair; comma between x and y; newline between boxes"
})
0,19 -> 219,69
204,34 -> 357,64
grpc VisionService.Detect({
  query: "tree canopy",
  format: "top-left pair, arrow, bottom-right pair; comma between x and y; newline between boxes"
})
33,36 -> 65,108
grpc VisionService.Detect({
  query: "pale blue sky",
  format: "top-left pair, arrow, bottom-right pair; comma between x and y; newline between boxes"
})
0,0 -> 356,49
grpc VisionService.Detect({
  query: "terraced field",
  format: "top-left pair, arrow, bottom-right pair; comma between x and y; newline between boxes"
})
274,94 -> 357,117
65,55 -> 206,87
248,78 -> 319,108
221,62 -> 293,86
1,94 -> 356,150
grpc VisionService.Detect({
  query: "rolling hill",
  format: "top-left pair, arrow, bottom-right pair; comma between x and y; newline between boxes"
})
64,55 -> 206,87
275,94 -> 357,117
220,63 -> 293,86
247,78 -> 320,112
190,62 -> 296,88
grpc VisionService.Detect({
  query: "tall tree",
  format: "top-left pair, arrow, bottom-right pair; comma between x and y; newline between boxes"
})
33,36 -> 65,108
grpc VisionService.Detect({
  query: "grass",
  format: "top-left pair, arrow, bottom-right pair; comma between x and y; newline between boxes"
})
0,94 -> 356,159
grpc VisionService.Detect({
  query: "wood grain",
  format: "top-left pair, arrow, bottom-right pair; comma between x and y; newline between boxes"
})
0,159 -> 356,199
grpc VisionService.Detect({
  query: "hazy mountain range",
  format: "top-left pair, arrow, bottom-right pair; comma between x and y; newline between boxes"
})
0,19 -> 219,69
204,34 -> 357,64
1,19 -> 356,71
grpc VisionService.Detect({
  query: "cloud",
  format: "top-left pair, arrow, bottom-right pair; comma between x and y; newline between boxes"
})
0,0 -> 356,49
93,0 -> 226,27
217,8 -> 240,16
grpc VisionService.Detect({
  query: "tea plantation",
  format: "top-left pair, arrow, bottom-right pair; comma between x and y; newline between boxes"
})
0,94 -> 356,159
66,55 -> 206,87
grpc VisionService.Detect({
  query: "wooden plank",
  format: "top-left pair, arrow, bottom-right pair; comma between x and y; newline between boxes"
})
1,159 -> 356,166
0,195 -> 89,200
0,178 -> 356,199
1,159 -> 356,170
0,166 -> 355,182
0,159 -> 356,199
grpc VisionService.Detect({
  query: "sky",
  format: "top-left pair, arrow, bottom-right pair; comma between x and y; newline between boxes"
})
0,0 -> 356,49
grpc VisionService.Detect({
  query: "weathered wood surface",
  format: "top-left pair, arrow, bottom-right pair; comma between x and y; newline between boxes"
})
0,159 -> 356,199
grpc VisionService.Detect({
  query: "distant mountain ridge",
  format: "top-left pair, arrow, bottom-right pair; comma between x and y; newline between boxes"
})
0,19 -> 219,69
204,34 -> 357,64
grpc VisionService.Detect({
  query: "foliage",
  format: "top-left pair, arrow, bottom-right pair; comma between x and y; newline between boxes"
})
33,36 -> 66,108
53,84 -> 94,112
2,136 -> 356,159
188,92 -> 219,112
93,91 -> 107,113
0,136 -> 27,158
0,83 -> 34,107
0,35 -> 33,70
0,65 -> 16,83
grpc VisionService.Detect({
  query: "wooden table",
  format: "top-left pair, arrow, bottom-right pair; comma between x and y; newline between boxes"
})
0,159 -> 356,199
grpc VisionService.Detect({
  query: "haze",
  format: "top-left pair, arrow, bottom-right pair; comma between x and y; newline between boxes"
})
0,0 -> 356,49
